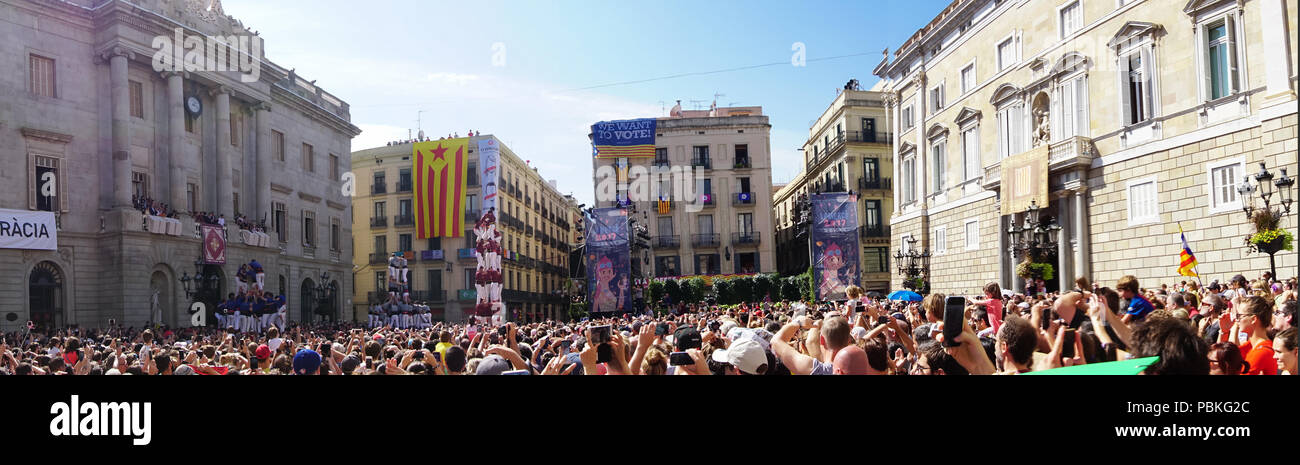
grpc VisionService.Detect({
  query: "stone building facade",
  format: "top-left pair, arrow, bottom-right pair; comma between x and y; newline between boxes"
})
773,88 -> 896,292
0,0 -> 360,331
875,0 -> 1297,295
350,135 -> 576,324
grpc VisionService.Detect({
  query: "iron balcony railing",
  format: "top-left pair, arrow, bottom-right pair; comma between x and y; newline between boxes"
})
371,183 -> 387,195
394,215 -> 414,227
396,180 -> 412,193
732,193 -> 755,206
692,233 -> 720,248
457,248 -> 477,260
368,253 -> 388,265
691,157 -> 712,169
370,216 -> 387,228
858,177 -> 893,191
653,235 -> 680,249
731,232 -> 761,246
859,225 -> 891,239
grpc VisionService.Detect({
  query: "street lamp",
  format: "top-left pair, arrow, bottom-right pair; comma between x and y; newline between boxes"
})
1007,200 -> 1061,260
1237,163 -> 1295,280
894,235 -> 931,292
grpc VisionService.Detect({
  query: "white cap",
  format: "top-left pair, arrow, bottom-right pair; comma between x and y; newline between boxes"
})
711,339 -> 767,375
719,321 -> 738,338
727,328 -> 772,352
850,326 -> 868,341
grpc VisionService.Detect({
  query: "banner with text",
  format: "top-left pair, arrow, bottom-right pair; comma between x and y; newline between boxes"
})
0,209 -> 56,250
811,193 -> 860,301
591,118 -> 657,158
585,208 -> 630,314
1000,143 -> 1050,215
473,138 -> 505,324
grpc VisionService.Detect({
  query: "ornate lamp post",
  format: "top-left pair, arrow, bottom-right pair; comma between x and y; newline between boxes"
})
312,271 -> 337,322
1006,200 -> 1061,289
1237,164 -> 1294,280
894,235 -> 931,293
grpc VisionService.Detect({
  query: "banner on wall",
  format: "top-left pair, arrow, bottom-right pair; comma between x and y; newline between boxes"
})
811,193 -> 860,301
0,209 -> 56,250
585,208 -> 630,314
472,137 -> 505,324
413,138 -> 470,238
201,225 -> 226,264
1000,143 -> 1049,214
591,118 -> 656,158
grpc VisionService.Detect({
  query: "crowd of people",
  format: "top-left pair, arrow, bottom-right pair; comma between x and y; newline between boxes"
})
233,213 -> 267,233
2,271 -> 1294,376
192,211 -> 225,226
133,195 -> 178,218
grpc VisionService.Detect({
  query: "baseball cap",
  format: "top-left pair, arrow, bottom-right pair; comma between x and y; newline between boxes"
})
711,339 -> 767,375
727,327 -> 772,352
173,364 -> 197,376
293,349 -> 322,375
672,327 -> 702,351
255,344 -> 271,360
719,321 -> 738,337
340,355 -> 362,374
475,354 -> 512,375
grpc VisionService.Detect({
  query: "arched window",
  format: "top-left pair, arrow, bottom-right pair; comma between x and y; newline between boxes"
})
29,261 -> 65,329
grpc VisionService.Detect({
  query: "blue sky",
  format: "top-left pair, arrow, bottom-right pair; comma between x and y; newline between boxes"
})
224,0 -> 953,205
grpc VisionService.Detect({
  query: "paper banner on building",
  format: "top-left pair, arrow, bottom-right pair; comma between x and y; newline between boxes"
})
1000,143 -> 1050,214
413,138 -> 470,238
585,208 -> 630,314
201,225 -> 226,264
472,137 -> 505,322
591,118 -> 656,158
0,209 -> 56,250
478,138 -> 500,214
811,193 -> 860,301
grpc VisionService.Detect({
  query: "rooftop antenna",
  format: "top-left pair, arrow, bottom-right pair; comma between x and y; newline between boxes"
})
416,110 -> 426,140
658,101 -> 666,116
688,99 -> 706,110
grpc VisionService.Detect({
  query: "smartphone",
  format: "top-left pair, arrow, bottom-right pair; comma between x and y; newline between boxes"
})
669,351 -> 693,366
589,325 -> 612,364
1061,328 -> 1077,359
365,356 -> 374,369
655,323 -> 669,336
877,315 -> 890,326
1040,307 -> 1054,330
501,369 -> 530,375
431,351 -> 442,363
943,296 -> 966,348
250,356 -> 259,370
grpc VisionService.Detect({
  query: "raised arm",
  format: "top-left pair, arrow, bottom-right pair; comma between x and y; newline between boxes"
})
772,322 -> 816,375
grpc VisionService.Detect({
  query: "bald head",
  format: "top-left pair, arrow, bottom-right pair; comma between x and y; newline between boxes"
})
832,345 -> 870,375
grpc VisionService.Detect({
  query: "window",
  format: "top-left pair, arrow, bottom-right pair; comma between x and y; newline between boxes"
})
964,219 -> 980,251
930,139 -> 946,193
960,62 -> 976,94
302,210 -> 316,247
399,233 -> 412,253
28,54 -> 56,98
1054,74 -> 1089,139
697,215 -> 713,235
375,272 -> 385,294
272,131 -> 285,161
902,154 -> 916,204
302,143 -> 315,172
864,247 -> 889,273
997,103 -> 1025,158
929,83 -> 945,114
230,113 -> 240,147
863,157 -> 880,182
273,201 -> 287,242
962,126 -> 981,181
232,192 -> 240,217
427,237 -> 441,251
374,236 -> 388,255
428,269 -> 443,293
694,253 -> 721,275
861,118 -> 877,142
131,171 -> 149,200
399,198 -> 412,218
1059,1 -> 1082,39
864,200 -> 882,230
1202,16 -> 1241,100
33,156 -> 62,212
331,219 -> 340,251
187,183 -> 199,213
658,216 -> 674,236
374,201 -> 386,218
933,226 -> 947,255
1126,176 -> 1160,226
1120,45 -> 1155,126
901,104 -> 915,131
997,37 -> 1016,71
737,213 -> 753,235
129,81 -> 144,118
1207,158 -> 1244,213
329,154 -> 339,181
655,147 -> 669,164
655,256 -> 681,277
735,144 -> 749,166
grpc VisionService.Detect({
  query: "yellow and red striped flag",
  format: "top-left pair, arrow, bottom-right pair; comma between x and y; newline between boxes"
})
414,138 -> 470,238
1177,225 -> 1198,277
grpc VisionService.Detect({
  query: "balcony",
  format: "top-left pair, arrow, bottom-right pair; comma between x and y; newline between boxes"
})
654,156 -> 671,167
733,157 -> 752,169
502,289 -> 529,301
691,157 -> 712,169
982,136 -> 1095,190
731,232 -> 761,246
857,177 -> 892,192
396,180 -> 412,193
411,290 -> 447,302
457,248 -> 477,261
394,215 -> 414,227
859,225 -> 890,239
732,192 -> 755,206
653,235 -> 680,249
692,233 -> 720,248
700,194 -> 716,208
457,289 -> 477,302
369,252 -> 388,265
464,210 -> 479,222
371,183 -> 387,195
526,225 -> 534,236
370,216 -> 387,228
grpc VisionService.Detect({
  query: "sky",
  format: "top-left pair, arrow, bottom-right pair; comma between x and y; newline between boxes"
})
223,0 -> 953,206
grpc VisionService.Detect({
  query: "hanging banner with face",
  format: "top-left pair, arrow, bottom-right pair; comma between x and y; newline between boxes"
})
472,138 -> 505,323
811,193 -> 860,301
585,208 -> 630,315
0,209 -> 56,250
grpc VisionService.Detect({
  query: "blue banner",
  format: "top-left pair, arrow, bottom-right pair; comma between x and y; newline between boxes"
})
811,193 -> 860,301
585,207 -> 630,314
591,118 -> 657,158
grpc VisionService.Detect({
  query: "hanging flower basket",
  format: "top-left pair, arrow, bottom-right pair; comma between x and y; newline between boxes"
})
1247,229 -> 1294,255
1016,261 -> 1055,281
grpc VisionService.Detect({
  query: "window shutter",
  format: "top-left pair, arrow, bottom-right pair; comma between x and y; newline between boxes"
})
1119,55 -> 1132,126
1140,46 -> 1155,120
28,156 -> 37,210
1051,85 -> 1064,139
1226,14 -> 1240,94
1075,75 -> 1088,137
1200,26 -> 1213,101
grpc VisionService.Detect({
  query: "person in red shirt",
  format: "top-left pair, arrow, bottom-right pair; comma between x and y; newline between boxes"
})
1220,295 -> 1278,375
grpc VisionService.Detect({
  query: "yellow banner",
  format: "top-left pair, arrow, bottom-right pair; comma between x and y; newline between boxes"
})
1000,144 -> 1049,214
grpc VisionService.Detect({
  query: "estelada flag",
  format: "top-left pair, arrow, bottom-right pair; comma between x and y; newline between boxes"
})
414,138 -> 470,238
1177,225 -> 1198,277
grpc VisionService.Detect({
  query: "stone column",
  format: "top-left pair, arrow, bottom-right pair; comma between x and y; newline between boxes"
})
997,206 -> 1007,291
106,47 -> 135,208
212,87 -> 233,219
1058,197 -> 1070,292
255,102 -> 273,222
1261,0 -> 1296,104
914,71 -> 928,210
163,71 -> 187,211
888,94 -> 902,214
1074,188 -> 1090,283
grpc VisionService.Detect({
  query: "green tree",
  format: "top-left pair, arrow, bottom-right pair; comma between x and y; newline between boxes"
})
781,278 -> 800,301
687,277 -> 707,303
568,301 -> 588,321
714,279 -> 733,305
732,276 -> 754,303
665,279 -> 683,304
648,280 -> 665,306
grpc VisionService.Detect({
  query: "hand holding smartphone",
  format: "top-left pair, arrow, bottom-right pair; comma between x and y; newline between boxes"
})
943,296 -> 966,347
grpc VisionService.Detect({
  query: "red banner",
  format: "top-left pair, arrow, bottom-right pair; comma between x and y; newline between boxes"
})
202,225 -> 226,264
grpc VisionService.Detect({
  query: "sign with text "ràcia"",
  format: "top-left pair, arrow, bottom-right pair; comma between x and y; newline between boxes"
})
0,208 -> 56,250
